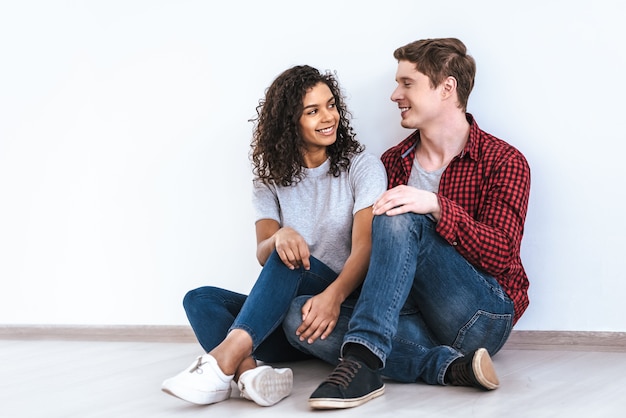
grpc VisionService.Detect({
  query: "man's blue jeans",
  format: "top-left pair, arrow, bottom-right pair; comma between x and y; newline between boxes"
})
183,250 -> 351,363
283,213 -> 515,385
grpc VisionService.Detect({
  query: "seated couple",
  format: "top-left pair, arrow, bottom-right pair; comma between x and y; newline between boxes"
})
162,37 -> 530,410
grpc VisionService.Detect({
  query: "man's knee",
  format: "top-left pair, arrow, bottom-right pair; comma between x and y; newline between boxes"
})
373,213 -> 432,236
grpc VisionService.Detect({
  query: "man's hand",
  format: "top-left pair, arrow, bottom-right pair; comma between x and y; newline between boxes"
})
373,185 -> 441,220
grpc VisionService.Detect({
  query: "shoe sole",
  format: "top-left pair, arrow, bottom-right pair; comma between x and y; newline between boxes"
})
161,382 -> 231,405
308,385 -> 385,409
240,367 -> 293,407
473,348 -> 499,390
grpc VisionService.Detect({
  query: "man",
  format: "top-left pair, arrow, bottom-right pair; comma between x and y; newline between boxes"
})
283,37 -> 531,409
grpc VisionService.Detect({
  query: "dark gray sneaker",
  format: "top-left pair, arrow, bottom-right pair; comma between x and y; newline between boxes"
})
445,348 -> 499,390
308,357 -> 385,409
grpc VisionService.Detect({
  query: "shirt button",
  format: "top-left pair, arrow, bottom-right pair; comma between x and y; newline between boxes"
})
452,241 -> 458,246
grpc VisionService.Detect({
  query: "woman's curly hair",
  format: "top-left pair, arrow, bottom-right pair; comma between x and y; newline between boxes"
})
250,65 -> 363,186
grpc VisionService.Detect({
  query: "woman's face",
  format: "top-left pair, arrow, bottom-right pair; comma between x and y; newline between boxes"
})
298,82 -> 339,154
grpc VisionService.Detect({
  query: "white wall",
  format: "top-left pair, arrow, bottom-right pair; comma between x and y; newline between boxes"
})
1,0 -> 625,331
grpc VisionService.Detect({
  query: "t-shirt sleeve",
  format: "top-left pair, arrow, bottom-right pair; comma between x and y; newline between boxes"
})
252,179 -> 281,224
350,152 -> 388,214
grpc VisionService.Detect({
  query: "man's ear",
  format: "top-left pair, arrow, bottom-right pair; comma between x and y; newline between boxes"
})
441,76 -> 457,100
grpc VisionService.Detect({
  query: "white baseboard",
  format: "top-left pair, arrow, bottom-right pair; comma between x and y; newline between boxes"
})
1,325 -> 625,352
0,324 -> 197,343
503,330 -> 626,352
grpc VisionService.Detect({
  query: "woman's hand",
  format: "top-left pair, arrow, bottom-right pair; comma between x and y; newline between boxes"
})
255,220 -> 310,269
273,227 -> 311,270
295,290 -> 341,344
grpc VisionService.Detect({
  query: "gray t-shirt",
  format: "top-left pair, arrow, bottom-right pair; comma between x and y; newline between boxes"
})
408,157 -> 446,192
252,152 -> 387,274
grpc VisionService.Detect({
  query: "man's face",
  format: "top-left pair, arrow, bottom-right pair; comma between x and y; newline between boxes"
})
390,60 -> 443,130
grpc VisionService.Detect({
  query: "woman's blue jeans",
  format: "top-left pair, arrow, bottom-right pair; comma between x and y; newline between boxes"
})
183,250 -> 345,363
283,213 -> 515,385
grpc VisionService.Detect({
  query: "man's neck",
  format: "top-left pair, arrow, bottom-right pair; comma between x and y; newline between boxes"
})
415,112 -> 470,171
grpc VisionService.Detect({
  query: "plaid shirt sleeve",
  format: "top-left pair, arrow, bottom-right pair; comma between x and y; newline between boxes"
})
436,145 -> 530,275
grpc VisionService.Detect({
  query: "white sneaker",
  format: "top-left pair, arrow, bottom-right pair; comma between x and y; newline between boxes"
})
161,354 -> 233,405
237,366 -> 293,406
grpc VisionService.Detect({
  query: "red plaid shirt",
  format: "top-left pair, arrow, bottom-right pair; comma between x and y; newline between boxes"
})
381,114 -> 531,323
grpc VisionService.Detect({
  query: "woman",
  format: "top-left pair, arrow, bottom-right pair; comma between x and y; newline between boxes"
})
161,65 -> 386,407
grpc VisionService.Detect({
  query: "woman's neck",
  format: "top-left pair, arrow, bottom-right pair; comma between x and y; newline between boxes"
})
302,148 -> 328,168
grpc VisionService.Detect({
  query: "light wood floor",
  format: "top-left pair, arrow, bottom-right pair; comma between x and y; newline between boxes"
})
1,338 -> 625,418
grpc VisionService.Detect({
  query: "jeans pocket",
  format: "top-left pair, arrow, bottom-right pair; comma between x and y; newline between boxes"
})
452,310 -> 513,355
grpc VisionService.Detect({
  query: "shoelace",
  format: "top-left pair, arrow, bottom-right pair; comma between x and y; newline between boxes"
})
189,356 -> 207,374
324,358 -> 362,388
447,362 -> 473,386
